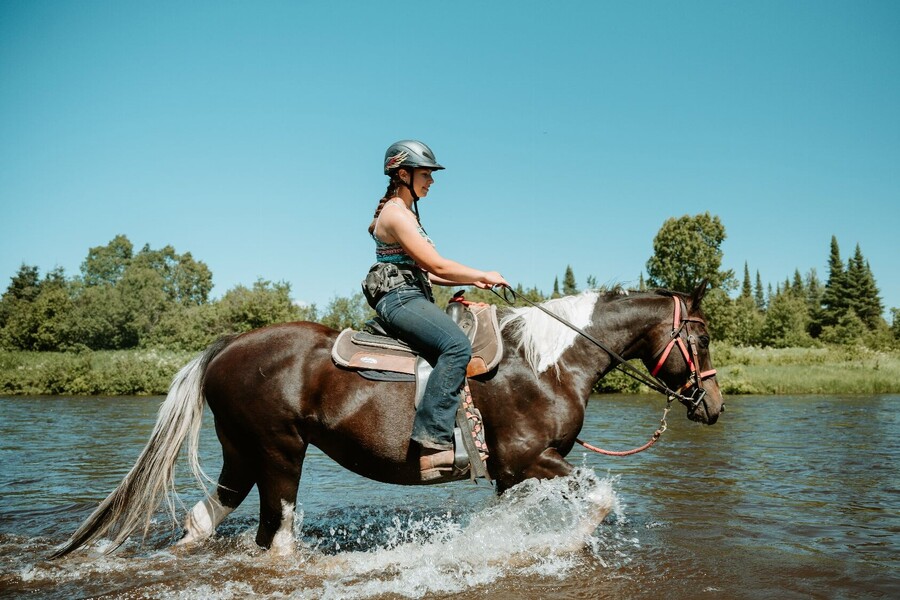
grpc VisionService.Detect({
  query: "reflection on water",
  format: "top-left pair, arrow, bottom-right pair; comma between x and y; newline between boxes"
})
1,394 -> 898,599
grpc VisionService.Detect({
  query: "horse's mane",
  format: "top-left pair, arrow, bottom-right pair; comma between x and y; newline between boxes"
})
498,286 -> 690,375
499,290 -> 602,375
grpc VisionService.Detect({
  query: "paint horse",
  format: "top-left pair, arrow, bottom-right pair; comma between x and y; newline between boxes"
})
52,284 -> 723,557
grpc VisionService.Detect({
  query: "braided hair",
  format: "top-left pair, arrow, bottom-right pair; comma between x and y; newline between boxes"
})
367,172 -> 404,235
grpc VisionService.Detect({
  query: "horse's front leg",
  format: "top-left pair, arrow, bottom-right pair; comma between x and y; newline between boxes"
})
499,447 -> 612,544
495,447 -> 573,494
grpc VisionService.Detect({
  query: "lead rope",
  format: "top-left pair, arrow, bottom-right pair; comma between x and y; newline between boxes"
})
489,286 -> 680,457
576,396 -> 674,456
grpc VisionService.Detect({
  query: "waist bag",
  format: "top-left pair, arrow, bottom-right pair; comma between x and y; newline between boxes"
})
362,263 -> 433,307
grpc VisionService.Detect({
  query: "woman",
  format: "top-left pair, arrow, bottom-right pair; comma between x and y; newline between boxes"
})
364,140 -> 508,480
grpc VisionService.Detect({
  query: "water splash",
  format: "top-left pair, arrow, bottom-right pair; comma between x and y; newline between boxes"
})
5,468 -> 628,599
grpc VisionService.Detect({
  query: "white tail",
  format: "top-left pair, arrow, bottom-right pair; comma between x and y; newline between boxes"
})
51,339 -> 230,558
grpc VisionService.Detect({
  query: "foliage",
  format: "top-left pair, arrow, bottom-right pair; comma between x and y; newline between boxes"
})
646,212 -> 733,292
562,265 -> 578,296
320,292 -> 373,331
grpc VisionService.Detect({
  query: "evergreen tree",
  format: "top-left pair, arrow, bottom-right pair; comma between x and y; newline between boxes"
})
741,262 -> 752,299
638,273 -> 647,291
845,245 -> 883,328
586,274 -> 598,290
562,265 -> 578,296
754,270 -> 765,310
806,268 -> 824,338
821,235 -> 848,326
552,277 -> 560,298
791,269 -> 804,297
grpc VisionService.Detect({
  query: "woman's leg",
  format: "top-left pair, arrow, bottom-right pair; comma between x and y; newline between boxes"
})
377,288 -> 472,450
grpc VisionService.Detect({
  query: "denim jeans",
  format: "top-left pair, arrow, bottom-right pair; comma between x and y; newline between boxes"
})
376,284 -> 472,450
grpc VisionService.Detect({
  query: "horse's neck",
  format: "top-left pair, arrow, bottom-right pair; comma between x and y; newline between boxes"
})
559,295 -> 663,398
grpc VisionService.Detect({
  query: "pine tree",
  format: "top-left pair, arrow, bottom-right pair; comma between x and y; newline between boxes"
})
754,271 -> 765,310
562,265 -> 578,296
846,245 -> 883,328
552,277 -> 560,298
638,273 -> 647,291
806,268 -> 824,338
741,262 -> 752,299
821,235 -> 848,327
791,269 -> 805,297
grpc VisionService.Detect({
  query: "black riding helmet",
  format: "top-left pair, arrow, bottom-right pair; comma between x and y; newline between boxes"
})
383,140 -> 444,225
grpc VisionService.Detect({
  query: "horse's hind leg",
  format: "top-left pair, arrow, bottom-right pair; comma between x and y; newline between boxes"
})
178,432 -> 255,546
255,440 -> 308,554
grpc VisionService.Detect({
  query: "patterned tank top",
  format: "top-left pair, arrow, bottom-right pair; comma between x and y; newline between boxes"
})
372,199 -> 434,265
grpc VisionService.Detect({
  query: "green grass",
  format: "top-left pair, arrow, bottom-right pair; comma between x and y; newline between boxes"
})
712,344 -> 900,395
1,344 -> 898,396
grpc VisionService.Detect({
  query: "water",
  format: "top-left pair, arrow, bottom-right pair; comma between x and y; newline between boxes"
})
1,394 -> 897,599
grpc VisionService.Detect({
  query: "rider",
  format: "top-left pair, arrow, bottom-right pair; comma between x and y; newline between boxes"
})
364,140 -> 508,480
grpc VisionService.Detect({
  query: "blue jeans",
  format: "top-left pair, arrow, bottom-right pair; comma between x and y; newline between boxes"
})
376,284 -> 472,450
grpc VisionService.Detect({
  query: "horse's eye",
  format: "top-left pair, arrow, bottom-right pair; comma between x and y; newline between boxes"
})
699,335 -> 710,349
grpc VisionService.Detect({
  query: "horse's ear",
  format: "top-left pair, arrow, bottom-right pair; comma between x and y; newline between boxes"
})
691,279 -> 710,309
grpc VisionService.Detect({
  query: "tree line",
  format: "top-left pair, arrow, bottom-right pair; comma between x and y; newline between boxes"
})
1,221 -> 897,354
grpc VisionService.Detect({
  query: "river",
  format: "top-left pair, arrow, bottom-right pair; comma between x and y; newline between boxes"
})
1,394 -> 897,599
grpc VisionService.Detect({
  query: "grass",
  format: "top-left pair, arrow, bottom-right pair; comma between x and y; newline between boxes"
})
712,344 -> 900,395
1,344 -> 898,396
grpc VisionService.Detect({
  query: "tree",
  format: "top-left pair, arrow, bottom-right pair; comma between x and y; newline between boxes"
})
845,245 -> 883,329
806,268 -> 824,338
646,213 -> 732,292
820,235 -> 848,327
562,265 -> 578,296
754,270 -> 765,310
81,234 -> 133,287
741,262 -> 752,299
552,277 -> 560,298
214,279 -> 309,334
131,244 -> 213,306
320,292 -> 373,331
761,291 -> 814,348
0,264 -> 41,331
0,268 -> 74,351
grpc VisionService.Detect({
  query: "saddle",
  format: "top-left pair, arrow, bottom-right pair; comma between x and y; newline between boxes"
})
331,296 -> 501,482
331,298 -> 503,380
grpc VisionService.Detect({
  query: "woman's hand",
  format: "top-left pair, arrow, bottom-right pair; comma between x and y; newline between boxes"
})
473,271 -> 509,289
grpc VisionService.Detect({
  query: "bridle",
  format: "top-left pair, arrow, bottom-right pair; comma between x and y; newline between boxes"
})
490,287 -> 720,455
649,295 -> 718,418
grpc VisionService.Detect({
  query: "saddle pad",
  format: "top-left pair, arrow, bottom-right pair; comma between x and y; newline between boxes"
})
332,328 -> 418,373
331,303 -> 503,377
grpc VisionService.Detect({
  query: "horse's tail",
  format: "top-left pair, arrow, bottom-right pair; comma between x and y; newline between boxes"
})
50,336 -> 235,559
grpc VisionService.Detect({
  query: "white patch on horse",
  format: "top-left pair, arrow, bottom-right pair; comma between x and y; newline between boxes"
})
270,500 -> 297,555
177,491 -> 233,545
500,291 -> 600,375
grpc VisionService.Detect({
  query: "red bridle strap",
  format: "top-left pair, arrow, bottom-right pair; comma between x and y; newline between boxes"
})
650,296 -> 716,382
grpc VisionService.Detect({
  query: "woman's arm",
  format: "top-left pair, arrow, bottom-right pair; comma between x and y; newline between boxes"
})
380,204 -> 507,288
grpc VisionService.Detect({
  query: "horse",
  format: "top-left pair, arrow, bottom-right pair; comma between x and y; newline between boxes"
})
51,283 -> 723,558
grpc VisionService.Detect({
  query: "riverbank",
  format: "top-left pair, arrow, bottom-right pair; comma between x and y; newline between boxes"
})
1,345 -> 898,396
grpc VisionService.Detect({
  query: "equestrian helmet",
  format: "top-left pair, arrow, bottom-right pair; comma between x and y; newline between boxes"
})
383,140 -> 444,175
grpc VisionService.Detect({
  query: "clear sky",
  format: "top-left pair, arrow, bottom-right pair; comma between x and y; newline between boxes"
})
2,1 -> 898,316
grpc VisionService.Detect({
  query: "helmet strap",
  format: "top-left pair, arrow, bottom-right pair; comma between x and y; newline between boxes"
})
399,169 -> 426,231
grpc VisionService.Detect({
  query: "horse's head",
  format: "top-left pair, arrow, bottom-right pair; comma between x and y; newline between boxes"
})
642,281 -> 724,425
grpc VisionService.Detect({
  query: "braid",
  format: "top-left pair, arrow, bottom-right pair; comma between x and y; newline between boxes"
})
368,176 -> 401,235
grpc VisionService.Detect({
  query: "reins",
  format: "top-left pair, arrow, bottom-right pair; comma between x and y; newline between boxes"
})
488,286 -> 712,456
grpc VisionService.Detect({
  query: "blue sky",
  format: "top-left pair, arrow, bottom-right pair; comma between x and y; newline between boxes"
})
2,1 -> 898,316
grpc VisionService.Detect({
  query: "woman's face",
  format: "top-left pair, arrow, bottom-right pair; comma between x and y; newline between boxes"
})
408,168 -> 434,198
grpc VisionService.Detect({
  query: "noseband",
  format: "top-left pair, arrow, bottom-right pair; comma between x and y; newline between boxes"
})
650,295 -> 718,416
